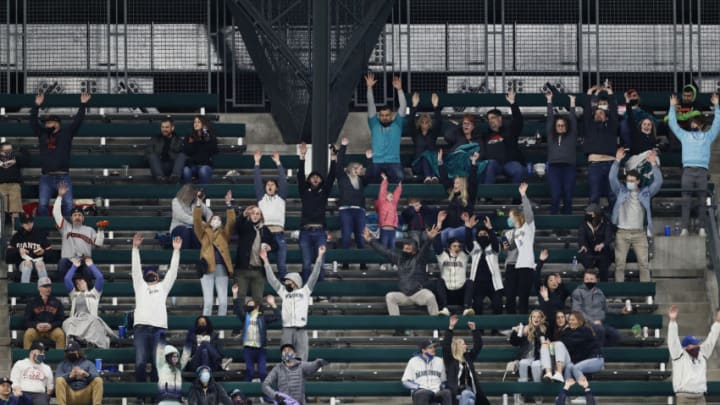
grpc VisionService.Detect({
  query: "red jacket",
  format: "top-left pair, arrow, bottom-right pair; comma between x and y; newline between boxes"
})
374,178 -> 402,228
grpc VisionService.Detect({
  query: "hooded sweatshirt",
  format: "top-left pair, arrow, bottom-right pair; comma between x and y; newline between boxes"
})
582,95 -> 619,157
156,345 -> 185,404
375,177 -> 402,228
264,259 -> 322,328
297,162 -> 336,227
30,103 -> 86,174
668,104 -> 720,169
186,376 -> 232,405
401,354 -> 447,393
668,320 -> 720,396
546,103 -> 578,165
132,247 -> 179,329
262,358 -> 325,404
369,238 -> 434,296
436,250 -> 469,290
664,84 -> 702,129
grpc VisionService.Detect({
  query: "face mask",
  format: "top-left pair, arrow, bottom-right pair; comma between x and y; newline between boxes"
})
507,218 -> 515,228
282,352 -> 296,363
402,251 -> 414,259
35,354 -> 45,364
210,218 -> 222,229
196,325 -> 208,334
66,353 -> 79,362
585,213 -> 594,223
168,356 -> 178,366
244,305 -> 255,313
686,347 -> 700,359
626,182 -> 637,191
199,371 -> 211,384
284,284 -> 294,292
584,282 -> 596,290
477,236 -> 490,248
143,273 -> 159,283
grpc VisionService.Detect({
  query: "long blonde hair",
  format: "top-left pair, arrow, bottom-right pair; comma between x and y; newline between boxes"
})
416,113 -> 432,133
176,184 -> 196,206
448,177 -> 469,207
527,309 -> 547,343
509,207 -> 526,227
451,337 -> 467,362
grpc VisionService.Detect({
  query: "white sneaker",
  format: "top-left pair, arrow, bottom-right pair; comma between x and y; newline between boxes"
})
551,372 -> 564,382
438,307 -> 451,316
542,372 -> 552,381
462,308 -> 475,316
570,397 -> 586,404
699,228 -> 707,237
680,228 -> 689,236
379,264 -> 387,271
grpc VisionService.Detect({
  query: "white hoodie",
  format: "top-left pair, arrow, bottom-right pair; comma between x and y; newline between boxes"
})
132,248 -> 179,329
436,251 -> 469,290
668,320 -> 720,396
265,258 -> 322,328
402,354 -> 446,393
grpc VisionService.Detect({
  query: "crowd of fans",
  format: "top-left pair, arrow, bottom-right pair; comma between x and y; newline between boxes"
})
3,77 -> 720,405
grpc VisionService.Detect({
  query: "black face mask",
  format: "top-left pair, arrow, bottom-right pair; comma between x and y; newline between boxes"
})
402,251 -> 414,259
477,236 -> 490,248
584,282 -> 596,290
244,305 -> 255,313
196,325 -> 208,334
686,347 -> 700,359
585,213 -> 594,223
143,273 -> 159,283
284,284 -> 294,292
66,352 -> 79,362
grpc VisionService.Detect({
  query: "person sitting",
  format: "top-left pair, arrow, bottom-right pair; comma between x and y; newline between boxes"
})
194,190 -> 235,316
540,311 -> 570,383
336,138 -> 372,270
0,142 -> 30,226
481,90 -> 525,184
434,238 -> 474,316
365,225 -> 441,316
444,113 -> 483,152
53,183 -> 105,281
610,148 -> 662,282
571,270 -> 622,347
554,378 -> 596,405
465,216 -> 504,319
545,92 -> 578,214
0,375 -> 30,405
364,73 -> 406,182
442,316 -> 490,405
262,344 -> 328,405
535,251 -> 570,338
232,284 -> 279,384
182,316 -> 224,373
10,341 -> 53,405
146,117 -> 186,183
62,257 -> 115,348
509,310 -> 549,384
186,366 -> 232,405
155,341 -> 185,405
402,339 -> 451,405
171,185 -> 211,249
6,213 -> 51,283
253,150 -> 289,278
182,115 -> 218,185
23,278 -> 65,349
54,340 -> 103,405
406,92 -> 442,183
577,204 -> 614,282
375,172 -> 402,257
554,311 -> 605,382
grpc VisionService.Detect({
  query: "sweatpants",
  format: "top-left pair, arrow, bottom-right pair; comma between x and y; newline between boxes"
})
386,289 -> 439,316
281,327 -> 309,362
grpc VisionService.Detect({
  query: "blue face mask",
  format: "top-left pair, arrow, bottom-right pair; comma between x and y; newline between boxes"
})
199,371 -> 210,384
35,354 -> 45,364
506,218 -> 515,228
626,182 -> 637,191
282,352 -> 296,363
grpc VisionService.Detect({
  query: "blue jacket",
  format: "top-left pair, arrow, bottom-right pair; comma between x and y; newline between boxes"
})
369,115 -> 405,164
233,298 -> 279,348
609,161 -> 663,233
55,358 -> 100,390
668,105 -> 720,169
0,394 -> 31,405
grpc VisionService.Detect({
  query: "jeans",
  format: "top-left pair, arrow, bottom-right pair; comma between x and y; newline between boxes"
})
565,357 -> 604,381
412,156 -> 437,179
38,174 -> 73,216
458,389 -> 476,405
243,346 -> 267,381
200,264 -> 229,316
273,232 -> 288,279
19,260 -> 48,283
614,229 -> 650,282
339,208 -> 366,249
437,226 -> 466,253
541,341 -> 568,371
518,358 -> 542,382
134,325 -> 163,382
591,323 -> 622,347
588,161 -> 615,206
681,166 -> 709,229
170,225 -> 201,249
547,164 -> 576,215
505,265 -> 534,314
579,251 -> 612,282
148,153 -> 187,179
189,341 -> 223,371
182,165 -> 213,184
412,389 -> 452,405
483,160 -> 525,184
299,228 -> 326,282
436,279 -> 473,309
379,228 -> 397,250
370,163 -> 404,183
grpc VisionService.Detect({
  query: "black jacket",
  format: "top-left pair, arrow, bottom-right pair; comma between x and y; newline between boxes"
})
406,106 -> 442,157
582,95 -> 619,157
335,145 -> 371,208
560,326 -> 602,363
624,103 -> 658,155
442,328 -> 490,405
298,160 -> 336,227
438,163 -> 478,229
509,326 -> 548,361
401,204 -> 437,232
24,295 -> 64,329
186,378 -> 232,405
30,104 -> 86,173
369,238 -> 434,295
183,132 -> 218,166
0,147 -> 30,184
578,219 -> 613,254
234,215 -> 278,271
444,126 -> 483,152
6,228 -> 51,265
482,103 -> 525,164
145,133 -> 184,161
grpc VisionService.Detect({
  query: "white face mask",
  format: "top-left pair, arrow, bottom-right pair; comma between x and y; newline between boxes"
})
210,218 -> 222,229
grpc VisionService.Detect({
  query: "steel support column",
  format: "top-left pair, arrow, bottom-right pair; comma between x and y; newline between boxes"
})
311,0 -> 329,172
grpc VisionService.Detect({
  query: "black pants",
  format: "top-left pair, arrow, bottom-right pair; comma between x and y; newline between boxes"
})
579,251 -> 612,282
412,389 -> 452,405
472,279 -> 503,315
436,279 -> 473,309
505,265 -> 534,314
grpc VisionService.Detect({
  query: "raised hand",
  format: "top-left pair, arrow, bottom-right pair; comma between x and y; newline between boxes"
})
84,257 -> 94,267
225,190 -> 233,206
133,233 -> 144,249
712,92 -> 719,106
318,245 -> 326,257
364,72 -> 377,89
437,148 -> 443,164
449,315 -> 459,329
231,283 -> 239,298
57,182 -> 69,197
431,93 -> 439,108
483,216 -> 492,230
271,151 -> 281,166
464,214 -> 479,229
539,249 -> 549,261
467,321 -> 476,330
341,137 -> 349,146
363,227 -> 373,242
391,76 -> 402,91
545,91 -> 553,103
71,257 -> 82,267
266,294 -> 276,307
35,93 -> 45,106
539,286 -> 549,301
668,304 -> 678,321
437,210 -> 448,225
506,89 -> 516,104
587,85 -> 598,96
412,92 -> 420,107
80,92 -> 91,104
518,182 -> 528,197
365,149 -> 373,160
715,307 -> 720,323
470,152 -> 480,165
616,147 -> 626,162
568,94 -> 576,108
380,172 -> 387,181
253,150 -> 262,165
299,143 -> 307,158
669,94 -> 678,107
426,224 -> 441,239
171,236 -> 182,250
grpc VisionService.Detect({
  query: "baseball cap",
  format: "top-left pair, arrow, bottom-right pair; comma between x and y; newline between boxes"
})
19,213 -> 34,224
44,115 -> 61,124
418,339 -> 435,351
30,341 -> 46,351
0,377 -> 11,385
70,207 -> 84,215
37,277 -> 52,287
65,340 -> 81,351
682,335 -> 702,347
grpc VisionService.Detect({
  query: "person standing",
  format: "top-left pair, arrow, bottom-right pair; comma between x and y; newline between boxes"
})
442,316 -> 490,405
365,73 -> 407,183
583,85 -> 619,207
253,150 -> 289,278
504,183 -> 536,314
545,92 -> 578,214
30,92 -> 90,216
0,142 -> 30,225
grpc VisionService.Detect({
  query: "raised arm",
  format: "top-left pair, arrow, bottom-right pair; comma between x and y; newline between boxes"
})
302,358 -> 327,376
368,236 -> 401,265
365,73 -> 377,118
193,205 -> 206,240
52,186 -> 67,229
160,237 -> 181,292
609,150 -> 624,196
708,95 -> 720,142
253,150 -> 264,202
323,160 -> 337,196
29,94 -> 45,135
86,259 -> 104,292
336,142 -> 349,180
64,262 -> 79,294
567,95 -> 578,137
378,176 -> 389,201
546,97 -> 556,143
667,305 -> 683,359
273,152 -> 288,199
261,249 -> 283,293
392,76 -> 407,117
67,94 -> 90,134
646,154 -> 664,197
297,143 -> 307,196
131,234 -> 144,290
606,89 -> 619,132
667,95 -> 688,140
519,183 -> 534,225
508,90 -> 524,138
468,325 -> 483,359
305,246 -> 326,292
700,309 -> 720,358
93,227 -> 104,248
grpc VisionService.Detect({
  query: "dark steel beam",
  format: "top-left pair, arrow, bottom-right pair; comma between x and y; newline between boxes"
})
311,0 -> 330,172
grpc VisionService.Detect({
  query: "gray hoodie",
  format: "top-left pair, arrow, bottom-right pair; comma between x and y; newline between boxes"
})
571,284 -> 608,322
370,237 -> 434,296
262,359 -> 325,404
